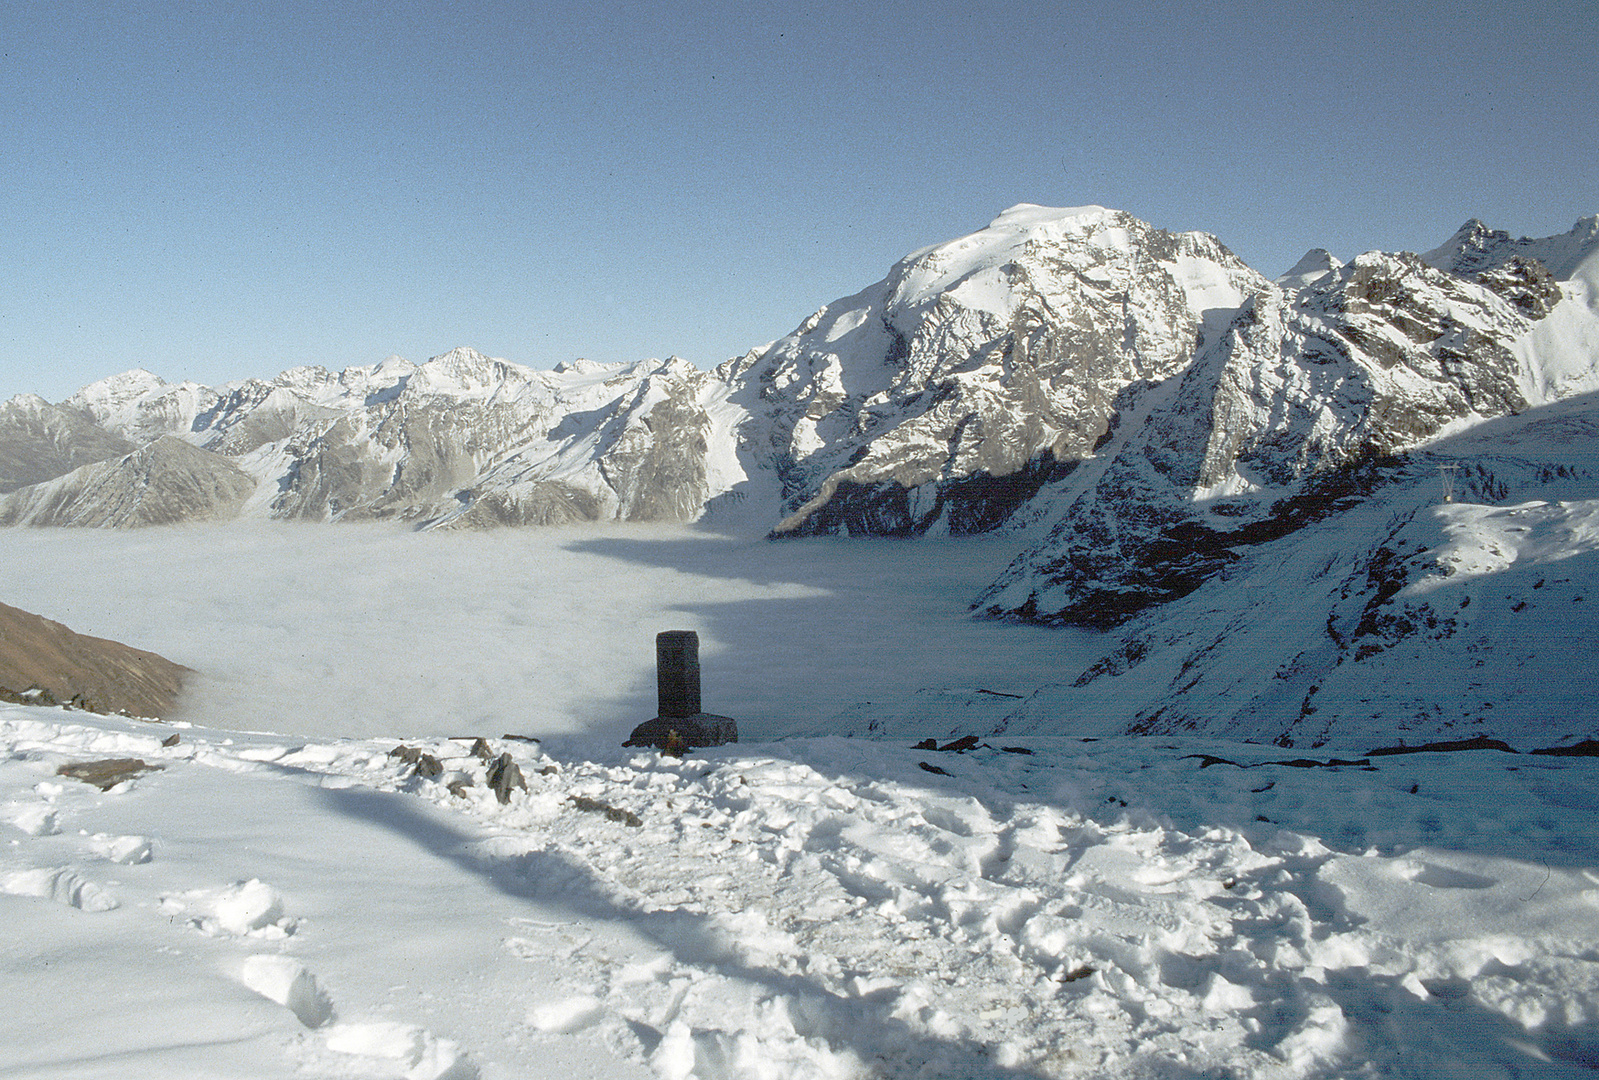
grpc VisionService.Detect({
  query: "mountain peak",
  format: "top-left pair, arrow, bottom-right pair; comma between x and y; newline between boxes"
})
1423,216 -> 1599,281
984,203 -> 1116,232
425,345 -> 495,367
1277,248 -> 1344,288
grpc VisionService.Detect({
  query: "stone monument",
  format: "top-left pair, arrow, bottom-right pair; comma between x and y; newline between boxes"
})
623,630 -> 738,749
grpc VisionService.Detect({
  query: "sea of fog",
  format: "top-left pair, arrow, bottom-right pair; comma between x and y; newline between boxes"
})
1,522 -> 1093,741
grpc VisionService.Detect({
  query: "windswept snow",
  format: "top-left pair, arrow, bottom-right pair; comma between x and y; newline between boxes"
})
3,709 -> 1596,1079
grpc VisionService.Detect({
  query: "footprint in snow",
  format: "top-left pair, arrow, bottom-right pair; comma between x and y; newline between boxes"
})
1406,862 -> 1497,890
88,833 -> 153,864
161,878 -> 297,938
238,954 -> 334,1028
238,954 -> 475,1080
1,865 -> 119,910
526,994 -> 606,1034
319,1020 -> 478,1080
4,802 -> 60,836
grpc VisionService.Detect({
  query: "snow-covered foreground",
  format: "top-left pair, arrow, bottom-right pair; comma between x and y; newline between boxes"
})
5,707 -> 1597,1079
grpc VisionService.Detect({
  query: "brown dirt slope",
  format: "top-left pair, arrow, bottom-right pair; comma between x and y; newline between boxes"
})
0,601 -> 190,718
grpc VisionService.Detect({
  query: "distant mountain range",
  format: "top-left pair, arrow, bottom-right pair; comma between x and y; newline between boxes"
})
5,205 -> 1597,744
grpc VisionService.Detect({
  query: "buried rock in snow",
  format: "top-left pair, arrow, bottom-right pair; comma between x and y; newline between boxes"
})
624,630 -> 737,750
57,758 -> 164,790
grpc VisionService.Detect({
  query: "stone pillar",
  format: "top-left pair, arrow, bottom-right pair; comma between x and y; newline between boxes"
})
624,630 -> 736,749
656,630 -> 701,719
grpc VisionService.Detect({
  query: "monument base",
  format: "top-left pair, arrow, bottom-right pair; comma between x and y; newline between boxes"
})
624,713 -> 738,749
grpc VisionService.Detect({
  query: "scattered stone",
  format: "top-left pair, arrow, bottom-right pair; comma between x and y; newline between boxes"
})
1060,965 -> 1096,983
568,795 -> 642,827
446,777 -> 475,798
501,734 -> 541,743
938,735 -> 981,753
448,736 -> 496,760
1000,746 -> 1035,755
389,745 -> 443,778
917,762 -> 952,776
161,732 -> 180,747
912,738 -> 939,750
56,758 -> 164,791
486,753 -> 527,804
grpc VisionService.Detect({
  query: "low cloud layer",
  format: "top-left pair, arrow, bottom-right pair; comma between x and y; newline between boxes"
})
1,523 -> 1083,741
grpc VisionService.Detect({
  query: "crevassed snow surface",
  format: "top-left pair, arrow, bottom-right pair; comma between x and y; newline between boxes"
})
4,710 -> 1596,1079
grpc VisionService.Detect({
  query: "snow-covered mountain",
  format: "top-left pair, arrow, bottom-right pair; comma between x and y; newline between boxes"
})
0,394 -> 134,493
4,207 -> 1597,730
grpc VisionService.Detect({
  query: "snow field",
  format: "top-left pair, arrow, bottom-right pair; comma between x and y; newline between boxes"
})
4,707 -> 1597,1078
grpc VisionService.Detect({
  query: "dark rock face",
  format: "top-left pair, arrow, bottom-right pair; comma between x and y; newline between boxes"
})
601,394 -> 714,523
0,600 -> 190,718
1423,215 -> 1599,281
747,208 -> 1266,539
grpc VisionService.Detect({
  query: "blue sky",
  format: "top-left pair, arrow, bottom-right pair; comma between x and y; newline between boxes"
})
4,0 -> 1595,402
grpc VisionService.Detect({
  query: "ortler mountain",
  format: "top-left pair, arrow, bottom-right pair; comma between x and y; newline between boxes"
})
5,205 -> 1597,743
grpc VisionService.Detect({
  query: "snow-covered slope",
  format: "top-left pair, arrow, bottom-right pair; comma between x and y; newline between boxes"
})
0,435 -> 258,528
5,708 -> 1596,1079
977,217 -> 1597,627
0,393 -> 135,493
973,390 -> 1599,744
732,204 -> 1264,538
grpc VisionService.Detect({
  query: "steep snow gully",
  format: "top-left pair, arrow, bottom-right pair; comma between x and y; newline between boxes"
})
4,710 -> 1597,1079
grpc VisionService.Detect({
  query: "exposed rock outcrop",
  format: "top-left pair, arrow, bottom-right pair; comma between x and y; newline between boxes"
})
0,600 -> 191,718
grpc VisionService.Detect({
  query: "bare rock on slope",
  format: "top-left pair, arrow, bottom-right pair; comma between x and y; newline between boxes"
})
0,394 -> 135,494
0,601 -> 191,718
0,435 -> 257,527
